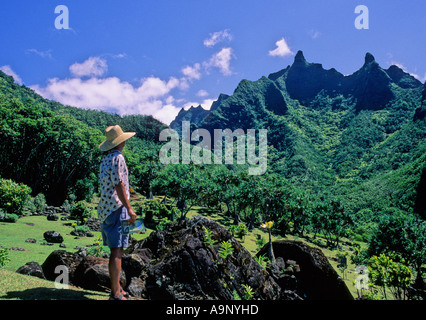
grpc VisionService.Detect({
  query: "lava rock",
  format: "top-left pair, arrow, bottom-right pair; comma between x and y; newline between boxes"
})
43,231 -> 63,243
16,262 -> 46,280
47,213 -> 59,221
73,256 -> 126,292
41,250 -> 83,282
127,215 -> 297,300
258,240 -> 353,300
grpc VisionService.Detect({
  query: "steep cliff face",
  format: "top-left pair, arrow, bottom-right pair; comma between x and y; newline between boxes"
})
176,51 -> 422,132
168,51 -> 425,215
284,50 -> 345,104
170,105 -> 210,136
413,82 -> 426,121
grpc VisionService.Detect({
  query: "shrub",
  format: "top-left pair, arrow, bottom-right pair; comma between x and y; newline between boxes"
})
156,217 -> 170,231
33,193 -> 46,213
25,193 -> 47,213
368,253 -> 413,300
235,223 -> 248,241
158,204 -> 171,219
228,224 -> 237,237
0,248 -> 10,268
350,245 -> 369,266
255,236 -> 266,251
75,225 -> 90,233
87,236 -> 109,258
74,174 -> 96,202
70,201 -> 91,222
1,213 -> 19,223
143,199 -> 159,212
0,178 -> 32,215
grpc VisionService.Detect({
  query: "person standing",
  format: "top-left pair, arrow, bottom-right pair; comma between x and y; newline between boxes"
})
98,125 -> 137,300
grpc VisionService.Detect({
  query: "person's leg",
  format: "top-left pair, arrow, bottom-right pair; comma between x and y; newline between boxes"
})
102,207 -> 130,300
109,247 -> 126,299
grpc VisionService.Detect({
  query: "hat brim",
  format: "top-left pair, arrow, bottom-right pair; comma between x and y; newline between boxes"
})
99,132 -> 136,151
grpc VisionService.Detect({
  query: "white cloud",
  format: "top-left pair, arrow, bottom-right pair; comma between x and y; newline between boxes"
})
308,29 -> 321,39
30,48 -> 232,125
391,61 -> 426,82
26,48 -> 53,59
153,104 -> 182,125
0,65 -> 23,85
111,53 -> 127,59
200,99 -> 215,110
181,63 -> 201,80
204,29 -> 232,47
204,47 -> 233,76
197,89 -> 209,97
269,38 -> 293,57
183,98 -> 215,111
69,56 -> 108,77
31,75 -> 182,125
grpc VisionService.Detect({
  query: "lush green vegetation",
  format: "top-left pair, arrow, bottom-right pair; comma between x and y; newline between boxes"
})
0,50 -> 425,301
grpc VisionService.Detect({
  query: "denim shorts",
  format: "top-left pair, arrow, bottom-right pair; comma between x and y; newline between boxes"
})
101,206 -> 129,248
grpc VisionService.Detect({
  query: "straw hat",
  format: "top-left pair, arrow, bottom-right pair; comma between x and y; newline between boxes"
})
99,125 -> 136,151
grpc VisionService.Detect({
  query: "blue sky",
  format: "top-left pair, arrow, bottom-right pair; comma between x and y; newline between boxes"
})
0,0 -> 425,124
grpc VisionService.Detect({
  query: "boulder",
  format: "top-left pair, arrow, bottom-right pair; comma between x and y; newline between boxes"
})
9,247 -> 27,251
16,262 -> 46,280
85,218 -> 101,232
43,231 -> 63,243
257,240 -> 353,300
41,250 -> 83,282
30,217 -> 353,300
127,215 -> 298,300
122,249 -> 152,282
47,213 -> 59,221
73,256 -> 126,292
70,229 -> 94,237
127,276 -> 148,299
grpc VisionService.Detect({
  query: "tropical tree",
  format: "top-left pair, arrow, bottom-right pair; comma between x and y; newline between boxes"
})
367,212 -> 426,287
368,253 -> 413,300
152,164 -> 203,221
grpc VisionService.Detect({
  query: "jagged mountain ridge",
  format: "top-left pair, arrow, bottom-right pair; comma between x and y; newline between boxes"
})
170,51 -> 426,215
171,51 -> 422,131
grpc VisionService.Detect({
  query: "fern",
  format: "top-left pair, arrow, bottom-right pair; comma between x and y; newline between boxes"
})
254,254 -> 269,269
218,240 -> 234,260
202,226 -> 215,249
241,284 -> 254,300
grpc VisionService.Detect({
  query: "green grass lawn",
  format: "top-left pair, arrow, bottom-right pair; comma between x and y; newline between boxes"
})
0,208 -> 154,300
0,212 -> 111,300
0,215 -> 101,272
0,269 -> 108,300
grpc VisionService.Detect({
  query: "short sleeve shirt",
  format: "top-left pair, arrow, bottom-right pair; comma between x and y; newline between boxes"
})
97,149 -> 130,222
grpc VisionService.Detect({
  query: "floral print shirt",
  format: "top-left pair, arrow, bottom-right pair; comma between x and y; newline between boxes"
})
97,149 -> 130,222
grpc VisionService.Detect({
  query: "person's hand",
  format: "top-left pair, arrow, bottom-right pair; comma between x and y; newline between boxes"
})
128,208 -> 137,224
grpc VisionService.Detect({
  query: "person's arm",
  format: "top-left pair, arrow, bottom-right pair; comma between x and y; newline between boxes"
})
115,181 -> 137,224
